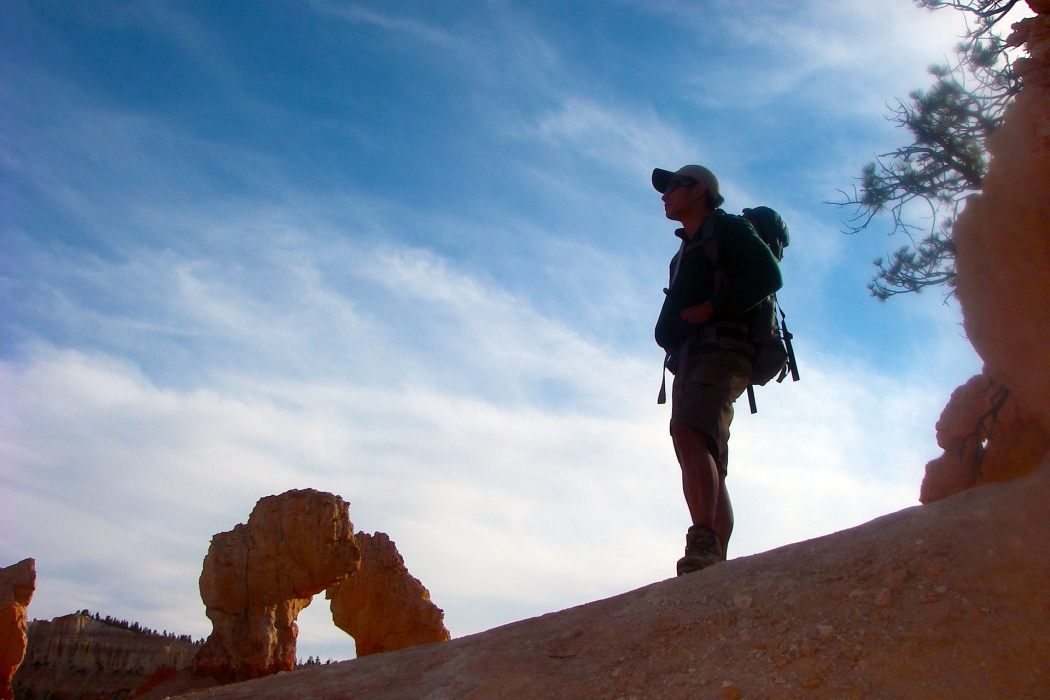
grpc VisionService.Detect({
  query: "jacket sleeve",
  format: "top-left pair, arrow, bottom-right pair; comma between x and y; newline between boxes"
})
708,217 -> 783,318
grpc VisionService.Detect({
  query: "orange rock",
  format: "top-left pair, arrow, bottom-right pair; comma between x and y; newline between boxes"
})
919,374 -> 993,503
0,559 -> 35,700
978,386 -> 1050,485
919,370 -> 1050,503
192,490 -> 360,683
953,5 -> 1050,428
920,370 -> 1050,504
327,532 -> 450,657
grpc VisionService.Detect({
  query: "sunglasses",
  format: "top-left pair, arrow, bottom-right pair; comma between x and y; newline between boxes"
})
662,177 -> 698,194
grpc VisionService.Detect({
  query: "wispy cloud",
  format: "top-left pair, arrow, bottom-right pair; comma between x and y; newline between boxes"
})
309,2 -> 466,52
2,208 -> 972,660
527,97 -> 700,177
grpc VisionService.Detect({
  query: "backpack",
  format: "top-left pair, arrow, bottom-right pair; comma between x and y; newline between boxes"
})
737,206 -> 800,412
656,208 -> 800,413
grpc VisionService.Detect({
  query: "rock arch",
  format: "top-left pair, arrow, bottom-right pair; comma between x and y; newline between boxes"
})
193,489 -> 361,682
193,490 -> 449,683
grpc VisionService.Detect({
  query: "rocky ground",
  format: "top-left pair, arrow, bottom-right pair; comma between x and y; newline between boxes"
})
150,457 -> 1050,700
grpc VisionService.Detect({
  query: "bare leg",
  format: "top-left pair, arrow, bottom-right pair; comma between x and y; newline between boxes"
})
671,424 -> 719,528
714,475 -> 734,558
671,424 -> 734,556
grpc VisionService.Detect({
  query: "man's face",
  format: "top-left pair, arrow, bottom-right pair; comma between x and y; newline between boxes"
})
661,178 -> 704,223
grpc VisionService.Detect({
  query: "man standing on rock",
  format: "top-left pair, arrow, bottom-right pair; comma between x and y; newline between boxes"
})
652,165 -> 782,575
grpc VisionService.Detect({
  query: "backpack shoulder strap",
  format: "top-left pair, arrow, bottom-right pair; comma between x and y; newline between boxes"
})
669,211 -> 723,287
692,210 -> 726,291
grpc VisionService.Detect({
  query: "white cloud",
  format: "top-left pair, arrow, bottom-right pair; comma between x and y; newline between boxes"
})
642,0 -> 974,114
527,97 -> 701,177
1,0 -> 991,665
1,225 -> 974,661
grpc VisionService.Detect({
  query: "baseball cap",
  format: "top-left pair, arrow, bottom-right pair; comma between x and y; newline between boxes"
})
652,165 -> 720,197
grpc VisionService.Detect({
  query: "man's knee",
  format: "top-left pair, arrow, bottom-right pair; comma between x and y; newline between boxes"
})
671,423 -> 704,445
671,424 -> 719,461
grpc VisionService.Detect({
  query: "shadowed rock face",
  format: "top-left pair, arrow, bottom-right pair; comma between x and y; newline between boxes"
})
920,372 -> 1050,503
0,559 -> 35,700
327,532 -> 450,657
193,489 -> 360,683
953,1 -> 1050,427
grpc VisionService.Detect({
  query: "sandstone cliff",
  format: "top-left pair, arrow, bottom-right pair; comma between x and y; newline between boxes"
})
327,532 -> 450,657
11,613 -> 200,700
192,489 -> 361,682
0,559 -> 35,700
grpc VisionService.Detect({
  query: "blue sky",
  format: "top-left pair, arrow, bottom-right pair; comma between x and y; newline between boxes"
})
1,0 -> 997,660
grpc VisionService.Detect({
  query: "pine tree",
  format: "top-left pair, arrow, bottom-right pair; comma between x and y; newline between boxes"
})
834,0 -> 1024,300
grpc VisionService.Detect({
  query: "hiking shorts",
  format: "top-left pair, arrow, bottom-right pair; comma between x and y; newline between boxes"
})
670,348 -> 752,474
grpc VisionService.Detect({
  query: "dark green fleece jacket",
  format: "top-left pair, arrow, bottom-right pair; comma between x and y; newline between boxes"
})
655,210 -> 783,353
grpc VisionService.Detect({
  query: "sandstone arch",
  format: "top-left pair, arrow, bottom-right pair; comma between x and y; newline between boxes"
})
192,490 -> 449,684
327,532 -> 450,657
193,489 -> 360,682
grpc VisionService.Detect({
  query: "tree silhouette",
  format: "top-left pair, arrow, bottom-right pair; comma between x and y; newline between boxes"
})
834,0 -> 1024,300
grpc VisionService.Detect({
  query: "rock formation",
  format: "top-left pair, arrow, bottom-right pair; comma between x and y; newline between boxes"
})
193,489 -> 361,682
12,613 -> 201,700
919,371 -> 1050,503
327,532 -> 450,657
0,559 -> 35,700
921,0 -> 1050,502
952,0 -> 1050,427
155,457 -> 1050,700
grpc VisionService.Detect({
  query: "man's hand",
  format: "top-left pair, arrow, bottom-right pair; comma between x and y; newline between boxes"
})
679,302 -> 714,325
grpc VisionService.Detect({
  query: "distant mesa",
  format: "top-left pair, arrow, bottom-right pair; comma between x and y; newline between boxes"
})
11,611 -> 200,700
0,558 -> 35,700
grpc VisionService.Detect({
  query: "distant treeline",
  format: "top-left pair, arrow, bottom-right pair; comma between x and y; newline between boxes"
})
68,609 -> 206,645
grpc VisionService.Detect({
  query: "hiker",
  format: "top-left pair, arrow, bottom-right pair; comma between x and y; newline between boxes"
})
653,165 -> 782,576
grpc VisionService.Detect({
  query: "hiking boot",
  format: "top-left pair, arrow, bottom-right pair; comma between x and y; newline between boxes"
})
676,524 -> 724,576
